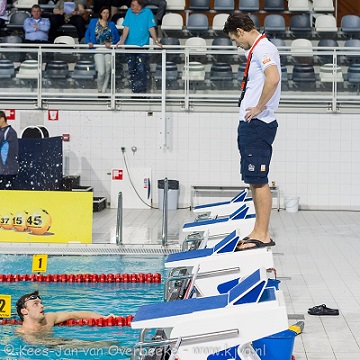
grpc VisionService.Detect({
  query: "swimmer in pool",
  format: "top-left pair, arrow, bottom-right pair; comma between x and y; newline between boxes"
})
15,290 -> 116,339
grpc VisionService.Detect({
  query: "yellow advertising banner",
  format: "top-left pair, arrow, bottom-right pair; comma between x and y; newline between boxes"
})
0,191 -> 92,243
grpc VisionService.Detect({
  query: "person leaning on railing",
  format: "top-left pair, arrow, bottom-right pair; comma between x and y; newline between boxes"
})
85,6 -> 120,93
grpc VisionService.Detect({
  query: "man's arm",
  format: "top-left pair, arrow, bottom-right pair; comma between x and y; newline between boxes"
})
149,26 -> 161,47
244,64 -> 280,121
39,18 -> 50,32
47,311 -> 111,325
117,26 -> 129,45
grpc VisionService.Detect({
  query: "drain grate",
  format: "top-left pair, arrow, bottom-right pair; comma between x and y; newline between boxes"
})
0,243 -> 180,256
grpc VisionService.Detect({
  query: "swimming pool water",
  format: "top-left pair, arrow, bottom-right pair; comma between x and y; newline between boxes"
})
0,255 -> 168,359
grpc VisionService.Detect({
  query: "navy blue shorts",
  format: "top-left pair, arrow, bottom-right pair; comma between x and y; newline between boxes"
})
237,119 -> 278,185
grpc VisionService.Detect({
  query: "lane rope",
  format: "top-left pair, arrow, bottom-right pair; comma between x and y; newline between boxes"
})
0,273 -> 162,283
0,315 -> 135,327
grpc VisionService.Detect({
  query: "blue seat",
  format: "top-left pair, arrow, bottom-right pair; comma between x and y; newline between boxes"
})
269,37 -> 287,64
45,60 -> 69,79
263,0 -> 284,12
154,61 -> 179,90
189,0 -> 210,11
214,0 -> 234,11
264,14 -> 286,37
347,64 -> 360,92
71,61 -> 96,80
290,14 -> 312,37
238,0 -> 259,12
211,37 -> 234,62
186,13 -> 209,35
344,39 -> 360,64
6,11 -> 31,32
249,14 -> 260,31
210,62 -> 233,89
159,37 -> 181,63
341,15 -> 360,38
0,59 -> 15,79
317,38 -> 338,64
292,64 -> 316,90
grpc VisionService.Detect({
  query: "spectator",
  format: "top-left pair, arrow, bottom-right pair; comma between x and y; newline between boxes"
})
0,0 -> 7,30
0,110 -> 19,190
24,5 -> 50,43
85,6 -> 120,93
49,0 -> 86,42
117,0 -> 161,94
142,0 -> 166,25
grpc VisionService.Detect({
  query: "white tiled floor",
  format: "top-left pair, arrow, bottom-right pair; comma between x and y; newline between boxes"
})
93,207 -> 360,359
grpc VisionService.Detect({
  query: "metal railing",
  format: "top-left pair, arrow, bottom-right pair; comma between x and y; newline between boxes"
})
1,43 -> 360,112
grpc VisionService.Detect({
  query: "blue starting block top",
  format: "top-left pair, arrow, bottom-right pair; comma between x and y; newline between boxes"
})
166,230 -> 239,264
133,269 -> 268,323
183,205 -> 255,230
193,190 -> 248,210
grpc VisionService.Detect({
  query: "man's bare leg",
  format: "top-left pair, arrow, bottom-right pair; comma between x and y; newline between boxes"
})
237,183 -> 272,250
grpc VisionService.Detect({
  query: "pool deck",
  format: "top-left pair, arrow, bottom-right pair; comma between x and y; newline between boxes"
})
1,208 -> 360,359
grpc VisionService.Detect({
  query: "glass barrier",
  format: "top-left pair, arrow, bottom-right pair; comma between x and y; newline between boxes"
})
0,43 -> 359,112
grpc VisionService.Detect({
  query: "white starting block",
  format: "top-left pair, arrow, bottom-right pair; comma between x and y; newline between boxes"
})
182,204 -> 255,238
192,189 -> 255,217
131,268 -> 289,360
166,230 -> 274,297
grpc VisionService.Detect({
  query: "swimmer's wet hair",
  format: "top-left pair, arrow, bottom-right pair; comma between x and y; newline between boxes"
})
16,290 -> 40,320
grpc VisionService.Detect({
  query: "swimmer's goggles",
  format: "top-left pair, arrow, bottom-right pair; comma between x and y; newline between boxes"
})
25,294 -> 41,303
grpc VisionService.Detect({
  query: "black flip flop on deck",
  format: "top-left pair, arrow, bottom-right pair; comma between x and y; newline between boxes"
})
308,304 -> 339,316
235,238 -> 276,251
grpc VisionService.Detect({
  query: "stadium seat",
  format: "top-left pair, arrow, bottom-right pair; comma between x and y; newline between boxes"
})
189,0 -> 210,11
264,14 -> 286,37
212,13 -> 230,32
290,14 -> 312,37
315,14 -> 338,37
292,64 -> 317,90
312,0 -> 334,12
210,37 -> 235,62
290,38 -> 314,64
249,14 -> 260,31
182,61 -> 206,90
281,64 -> 289,90
0,59 -> 15,79
6,11 -> 31,32
214,0 -> 234,11
0,35 -> 25,62
341,15 -> 360,38
54,35 -> 76,45
317,38 -> 338,64
347,63 -> 360,92
269,37 -> 288,64
344,39 -> 360,64
288,0 -> 310,12
209,62 -> 234,89
166,0 -> 186,10
159,37 -> 181,63
319,64 -> 344,87
185,37 -> 207,62
186,13 -> 209,36
263,0 -> 284,12
238,0 -> 259,12
45,60 -> 69,79
161,13 -> 184,36
16,60 -> 38,90
154,61 -> 179,90
72,60 -> 96,80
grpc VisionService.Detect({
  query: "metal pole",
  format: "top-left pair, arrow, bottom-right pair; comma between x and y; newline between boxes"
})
116,192 -> 123,245
161,178 -> 168,247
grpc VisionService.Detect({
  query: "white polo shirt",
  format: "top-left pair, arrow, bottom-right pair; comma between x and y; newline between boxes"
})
239,35 -> 281,124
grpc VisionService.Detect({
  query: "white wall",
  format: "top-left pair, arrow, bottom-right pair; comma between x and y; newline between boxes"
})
11,109 -> 360,210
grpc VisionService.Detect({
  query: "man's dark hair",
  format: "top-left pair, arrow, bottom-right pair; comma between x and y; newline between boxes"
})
223,13 -> 256,35
0,111 -> 7,122
31,4 -> 41,11
16,290 -> 40,320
